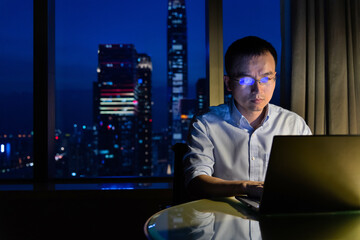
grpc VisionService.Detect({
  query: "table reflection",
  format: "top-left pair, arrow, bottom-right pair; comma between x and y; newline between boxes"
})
147,198 -> 261,239
171,209 -> 261,240
146,197 -> 360,240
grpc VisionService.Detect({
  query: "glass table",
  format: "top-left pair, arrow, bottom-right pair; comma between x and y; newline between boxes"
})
145,197 -> 360,239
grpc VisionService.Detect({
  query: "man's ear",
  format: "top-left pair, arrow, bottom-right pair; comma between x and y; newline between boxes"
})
224,75 -> 232,92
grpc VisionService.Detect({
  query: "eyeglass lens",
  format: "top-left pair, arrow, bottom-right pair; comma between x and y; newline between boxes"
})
239,76 -> 270,86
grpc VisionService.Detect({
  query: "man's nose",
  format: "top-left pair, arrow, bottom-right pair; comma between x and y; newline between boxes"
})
251,81 -> 261,93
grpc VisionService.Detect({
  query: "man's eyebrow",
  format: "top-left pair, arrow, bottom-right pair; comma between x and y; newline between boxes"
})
237,71 -> 275,77
237,72 -> 251,77
261,71 -> 275,76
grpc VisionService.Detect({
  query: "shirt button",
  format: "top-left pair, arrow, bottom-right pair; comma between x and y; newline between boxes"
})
251,157 -> 255,161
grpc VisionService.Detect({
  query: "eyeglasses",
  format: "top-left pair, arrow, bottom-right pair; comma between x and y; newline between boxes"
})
231,75 -> 276,86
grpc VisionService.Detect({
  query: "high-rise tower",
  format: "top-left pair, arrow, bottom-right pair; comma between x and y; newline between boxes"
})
134,54 -> 153,176
196,78 -> 209,113
167,0 -> 188,145
93,44 -> 152,176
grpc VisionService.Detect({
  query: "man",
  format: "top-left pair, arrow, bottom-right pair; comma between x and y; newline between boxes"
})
184,36 -> 311,199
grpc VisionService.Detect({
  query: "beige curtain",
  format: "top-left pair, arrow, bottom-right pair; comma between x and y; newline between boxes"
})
280,0 -> 360,134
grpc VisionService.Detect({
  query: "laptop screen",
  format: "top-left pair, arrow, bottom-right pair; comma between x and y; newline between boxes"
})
258,135 -> 360,214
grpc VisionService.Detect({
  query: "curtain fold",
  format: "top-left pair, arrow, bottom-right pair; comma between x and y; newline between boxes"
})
281,0 -> 360,134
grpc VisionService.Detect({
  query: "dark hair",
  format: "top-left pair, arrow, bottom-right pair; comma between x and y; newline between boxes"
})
224,36 -> 277,77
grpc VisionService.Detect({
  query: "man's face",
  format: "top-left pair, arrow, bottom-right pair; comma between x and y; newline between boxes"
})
225,52 -> 276,116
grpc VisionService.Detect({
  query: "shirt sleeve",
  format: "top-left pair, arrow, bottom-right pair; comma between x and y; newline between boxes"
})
183,116 -> 215,186
297,117 -> 313,135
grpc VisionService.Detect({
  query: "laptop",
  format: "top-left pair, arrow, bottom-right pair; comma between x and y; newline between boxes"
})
236,135 -> 360,215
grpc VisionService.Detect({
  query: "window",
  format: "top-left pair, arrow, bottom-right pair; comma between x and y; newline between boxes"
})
55,0 -> 205,178
0,0 -> 33,179
0,0 -> 280,182
0,0 -> 265,182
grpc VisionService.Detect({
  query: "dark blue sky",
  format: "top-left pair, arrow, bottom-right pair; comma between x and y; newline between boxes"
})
0,0 -> 280,133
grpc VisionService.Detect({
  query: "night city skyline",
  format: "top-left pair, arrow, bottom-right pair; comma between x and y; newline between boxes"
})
0,0 -> 281,178
0,0 -> 280,134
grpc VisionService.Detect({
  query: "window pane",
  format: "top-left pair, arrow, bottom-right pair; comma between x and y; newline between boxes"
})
0,0 -> 33,178
55,0 -> 205,178
223,0 -> 281,105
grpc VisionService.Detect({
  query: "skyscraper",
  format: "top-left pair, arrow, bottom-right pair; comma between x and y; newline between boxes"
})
179,98 -> 196,141
167,0 -> 188,145
134,54 -> 153,176
93,44 -> 152,176
196,78 -> 209,113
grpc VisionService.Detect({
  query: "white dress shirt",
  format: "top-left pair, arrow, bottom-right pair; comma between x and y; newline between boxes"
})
184,100 -> 312,185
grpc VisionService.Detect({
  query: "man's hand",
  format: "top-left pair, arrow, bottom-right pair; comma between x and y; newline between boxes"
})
240,181 -> 264,198
188,175 -> 264,198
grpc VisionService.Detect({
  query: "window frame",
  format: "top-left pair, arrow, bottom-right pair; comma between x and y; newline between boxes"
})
33,0 -> 55,188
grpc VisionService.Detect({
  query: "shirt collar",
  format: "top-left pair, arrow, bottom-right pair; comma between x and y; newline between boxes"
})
230,99 -> 243,126
230,99 -> 271,129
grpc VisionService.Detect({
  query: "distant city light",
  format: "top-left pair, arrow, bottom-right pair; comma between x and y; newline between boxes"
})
99,150 -> 110,155
55,153 -> 64,161
6,143 -> 10,156
0,144 -> 4,153
100,183 -> 135,190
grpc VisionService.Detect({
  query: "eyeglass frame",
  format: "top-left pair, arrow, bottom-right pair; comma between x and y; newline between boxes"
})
229,73 -> 277,87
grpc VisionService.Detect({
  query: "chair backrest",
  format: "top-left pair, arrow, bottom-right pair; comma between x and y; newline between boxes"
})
171,143 -> 190,205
